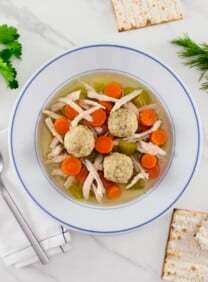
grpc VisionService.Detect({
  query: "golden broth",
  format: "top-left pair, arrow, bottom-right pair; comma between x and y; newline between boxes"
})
37,71 -> 173,206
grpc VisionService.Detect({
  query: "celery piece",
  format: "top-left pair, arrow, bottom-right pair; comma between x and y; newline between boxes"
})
79,88 -> 88,99
118,140 -> 137,155
68,181 -> 83,199
94,82 -> 105,92
123,87 -> 135,95
132,91 -> 150,107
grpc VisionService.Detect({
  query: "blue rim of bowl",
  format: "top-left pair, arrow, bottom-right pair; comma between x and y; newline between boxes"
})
9,44 -> 201,234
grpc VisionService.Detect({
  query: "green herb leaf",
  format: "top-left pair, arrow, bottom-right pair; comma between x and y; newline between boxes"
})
6,41 -> 22,59
0,58 -> 18,89
171,34 -> 208,91
0,49 -> 13,62
0,24 -> 19,44
0,24 -> 22,89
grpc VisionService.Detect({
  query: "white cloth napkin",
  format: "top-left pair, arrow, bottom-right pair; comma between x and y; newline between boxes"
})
0,129 -> 71,268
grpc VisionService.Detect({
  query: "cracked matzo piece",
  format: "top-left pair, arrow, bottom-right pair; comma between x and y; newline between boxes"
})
111,0 -> 184,32
194,218 -> 208,251
162,209 -> 208,282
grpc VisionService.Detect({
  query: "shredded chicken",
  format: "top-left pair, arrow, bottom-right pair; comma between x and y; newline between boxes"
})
43,110 -> 63,119
58,90 -> 81,103
126,172 -> 145,189
82,173 -> 94,200
92,183 -> 103,203
47,144 -> 63,159
82,156 -> 104,201
137,141 -> 166,157
111,89 -> 142,112
88,91 -> 118,102
113,139 -> 119,146
71,106 -> 100,128
124,102 -> 139,115
58,98 -> 92,122
81,81 -> 118,102
45,153 -> 68,164
94,127 -> 105,135
84,159 -> 105,192
51,102 -> 65,112
51,168 -> 67,177
49,137 -> 59,149
139,103 -> 158,112
45,117 -> 63,144
93,154 -> 104,170
88,92 -> 118,103
123,120 -> 162,141
131,156 -> 149,179
64,176 -> 75,189
79,99 -> 105,109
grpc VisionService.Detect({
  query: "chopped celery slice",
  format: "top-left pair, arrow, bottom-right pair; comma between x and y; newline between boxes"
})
132,91 -> 150,107
68,181 -> 83,199
123,87 -> 136,95
79,88 -> 88,99
94,82 -> 105,92
118,140 -> 137,155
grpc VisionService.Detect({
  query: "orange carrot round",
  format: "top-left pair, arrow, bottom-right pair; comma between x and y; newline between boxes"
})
106,185 -> 122,199
61,156 -> 82,176
100,101 -> 113,113
54,117 -> 70,135
89,109 -> 107,127
76,166 -> 89,183
150,129 -> 167,146
104,82 -> 122,99
64,104 -> 79,120
147,163 -> 160,179
139,109 -> 157,127
141,154 -> 157,169
95,135 -> 113,154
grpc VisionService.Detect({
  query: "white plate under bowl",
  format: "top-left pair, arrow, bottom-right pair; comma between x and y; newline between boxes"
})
9,44 -> 201,234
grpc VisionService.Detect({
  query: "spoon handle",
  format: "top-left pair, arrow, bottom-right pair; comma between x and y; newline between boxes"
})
0,184 -> 49,265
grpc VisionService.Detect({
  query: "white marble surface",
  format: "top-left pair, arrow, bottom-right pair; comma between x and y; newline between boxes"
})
0,0 -> 208,281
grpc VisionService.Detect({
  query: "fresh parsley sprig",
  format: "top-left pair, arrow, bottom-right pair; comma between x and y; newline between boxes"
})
171,34 -> 208,91
0,24 -> 22,89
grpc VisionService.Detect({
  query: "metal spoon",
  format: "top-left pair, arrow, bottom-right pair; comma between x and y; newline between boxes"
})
0,153 -> 49,265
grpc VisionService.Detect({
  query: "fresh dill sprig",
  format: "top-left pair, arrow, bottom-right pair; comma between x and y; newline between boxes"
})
171,34 -> 208,91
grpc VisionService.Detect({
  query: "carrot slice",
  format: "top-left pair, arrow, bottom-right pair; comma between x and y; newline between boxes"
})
147,163 -> 160,179
104,82 -> 122,99
89,109 -> 107,127
54,117 -> 70,135
95,135 -> 113,154
150,129 -> 167,146
139,109 -> 157,127
141,154 -> 157,169
100,101 -> 113,113
61,156 -> 82,176
76,166 -> 89,183
106,185 -> 122,199
64,104 -> 79,119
